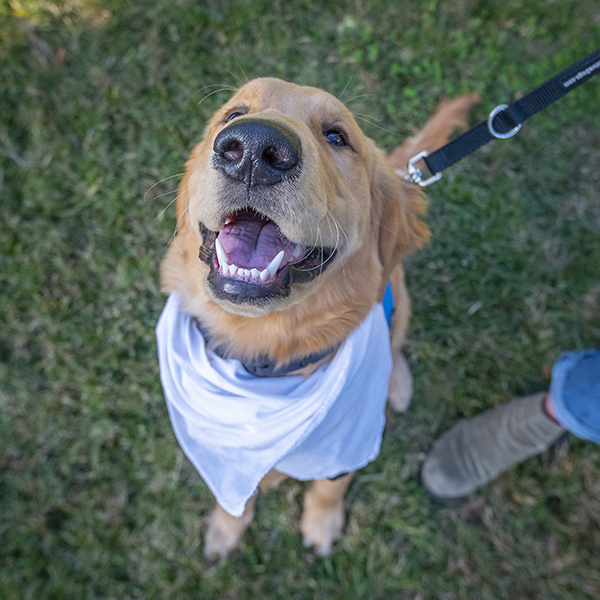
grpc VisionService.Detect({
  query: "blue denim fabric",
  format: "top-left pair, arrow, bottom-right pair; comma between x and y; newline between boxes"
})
550,349 -> 600,444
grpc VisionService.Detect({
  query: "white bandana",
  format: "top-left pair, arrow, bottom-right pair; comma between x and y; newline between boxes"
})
156,294 -> 392,517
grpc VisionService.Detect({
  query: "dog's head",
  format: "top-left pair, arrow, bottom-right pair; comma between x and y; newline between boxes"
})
164,78 -> 428,316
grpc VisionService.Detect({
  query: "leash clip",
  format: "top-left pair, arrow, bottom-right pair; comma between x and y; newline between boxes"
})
487,104 -> 522,139
405,151 -> 443,187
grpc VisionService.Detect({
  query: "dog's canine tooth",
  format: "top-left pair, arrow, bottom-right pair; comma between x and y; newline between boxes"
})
266,250 -> 285,277
293,243 -> 303,258
259,267 -> 269,282
215,238 -> 228,267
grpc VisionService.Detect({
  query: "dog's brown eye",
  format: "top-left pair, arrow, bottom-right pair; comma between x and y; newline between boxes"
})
225,111 -> 244,124
323,128 -> 348,147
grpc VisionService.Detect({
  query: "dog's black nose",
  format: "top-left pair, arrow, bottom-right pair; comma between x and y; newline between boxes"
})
213,120 -> 302,186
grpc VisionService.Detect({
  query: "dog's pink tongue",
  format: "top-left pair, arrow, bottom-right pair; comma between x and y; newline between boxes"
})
218,217 -> 293,270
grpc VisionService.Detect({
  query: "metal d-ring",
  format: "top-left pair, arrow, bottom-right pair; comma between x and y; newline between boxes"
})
487,104 -> 522,139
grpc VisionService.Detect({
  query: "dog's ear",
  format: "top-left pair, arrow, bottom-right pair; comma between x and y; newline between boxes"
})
371,92 -> 480,298
370,145 -> 430,300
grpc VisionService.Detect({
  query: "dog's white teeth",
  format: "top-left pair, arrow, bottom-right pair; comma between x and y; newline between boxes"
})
215,238 -> 228,267
293,243 -> 303,258
224,215 -> 233,225
266,250 -> 285,277
220,253 -> 285,282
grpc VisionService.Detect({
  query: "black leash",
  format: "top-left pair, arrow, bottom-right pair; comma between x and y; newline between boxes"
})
405,48 -> 600,187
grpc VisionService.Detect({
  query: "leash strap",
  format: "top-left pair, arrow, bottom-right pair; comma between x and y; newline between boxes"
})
406,47 -> 600,187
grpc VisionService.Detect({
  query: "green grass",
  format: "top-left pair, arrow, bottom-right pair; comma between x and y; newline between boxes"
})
1,1 -> 599,598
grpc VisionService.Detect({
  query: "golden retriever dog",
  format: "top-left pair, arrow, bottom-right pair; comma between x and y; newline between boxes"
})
159,78 -> 478,558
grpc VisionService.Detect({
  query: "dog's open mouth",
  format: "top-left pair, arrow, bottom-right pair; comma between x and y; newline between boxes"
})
200,209 -> 336,304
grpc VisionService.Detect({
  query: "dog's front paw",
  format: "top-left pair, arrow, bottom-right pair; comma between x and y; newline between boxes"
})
203,502 -> 254,560
387,351 -> 413,412
300,500 -> 345,556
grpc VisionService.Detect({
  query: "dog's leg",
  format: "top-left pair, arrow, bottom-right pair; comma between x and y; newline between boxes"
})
203,496 -> 257,560
203,470 -> 287,559
387,264 -> 414,412
300,472 -> 353,556
258,468 -> 288,491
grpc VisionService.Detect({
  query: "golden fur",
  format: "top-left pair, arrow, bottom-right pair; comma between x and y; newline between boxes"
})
160,78 -> 478,557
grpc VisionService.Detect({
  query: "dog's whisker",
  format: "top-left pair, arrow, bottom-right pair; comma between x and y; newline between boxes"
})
337,76 -> 353,102
328,211 -> 350,248
184,194 -> 203,247
174,208 -> 190,236
231,55 -> 250,85
303,219 -> 319,257
326,214 -> 343,275
173,232 -> 184,255
198,88 -> 238,108
159,189 -> 187,224
326,212 -> 345,278
154,197 -> 179,223
173,204 -> 189,234
167,201 -> 192,249
324,212 -> 335,247
324,213 -> 340,257
352,114 -> 402,137
144,172 -> 185,203
293,213 -> 345,275
153,190 -> 186,223
351,111 -> 384,123
318,225 -> 325,281
195,83 -> 239,96
343,93 -> 376,105
151,188 -> 179,201
192,203 -> 207,246
219,60 -> 248,88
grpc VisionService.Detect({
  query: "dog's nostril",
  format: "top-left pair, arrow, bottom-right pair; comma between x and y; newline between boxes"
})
213,120 -> 301,185
221,141 -> 244,162
263,146 -> 295,170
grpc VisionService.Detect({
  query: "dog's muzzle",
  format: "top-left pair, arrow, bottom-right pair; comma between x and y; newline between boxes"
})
203,118 -> 335,309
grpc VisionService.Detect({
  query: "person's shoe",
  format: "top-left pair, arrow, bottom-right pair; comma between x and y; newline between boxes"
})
421,392 -> 565,500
